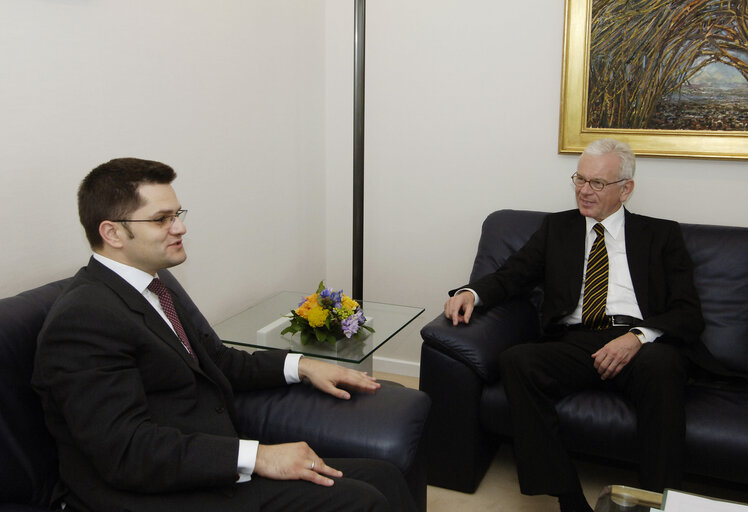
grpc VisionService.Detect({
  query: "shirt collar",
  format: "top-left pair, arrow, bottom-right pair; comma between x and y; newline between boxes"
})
92,253 -> 156,295
585,205 -> 625,241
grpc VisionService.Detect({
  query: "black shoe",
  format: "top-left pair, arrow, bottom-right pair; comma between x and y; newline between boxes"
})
558,492 -> 594,512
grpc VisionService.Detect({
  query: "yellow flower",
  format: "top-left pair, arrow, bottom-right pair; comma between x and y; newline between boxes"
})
295,294 -> 318,319
342,295 -> 359,310
307,305 -> 329,328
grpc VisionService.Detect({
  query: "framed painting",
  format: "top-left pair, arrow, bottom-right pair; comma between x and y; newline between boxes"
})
559,0 -> 748,159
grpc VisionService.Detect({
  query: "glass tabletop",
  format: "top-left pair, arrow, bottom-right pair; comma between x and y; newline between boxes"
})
213,291 -> 425,364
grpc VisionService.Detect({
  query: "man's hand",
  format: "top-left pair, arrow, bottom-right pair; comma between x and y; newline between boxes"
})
255,442 -> 341,486
591,332 -> 642,380
444,290 -> 475,326
297,357 -> 380,400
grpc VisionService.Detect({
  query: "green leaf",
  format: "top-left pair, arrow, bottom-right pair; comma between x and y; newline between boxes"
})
314,328 -> 327,343
315,281 -> 325,294
280,326 -> 294,335
300,330 -> 313,345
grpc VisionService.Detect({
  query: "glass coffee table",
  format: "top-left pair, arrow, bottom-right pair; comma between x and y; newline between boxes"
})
213,291 -> 424,373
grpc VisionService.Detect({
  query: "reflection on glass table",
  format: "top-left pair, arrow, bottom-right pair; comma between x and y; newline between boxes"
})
595,485 -> 662,512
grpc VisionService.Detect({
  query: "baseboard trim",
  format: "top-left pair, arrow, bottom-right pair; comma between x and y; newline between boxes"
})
372,356 -> 420,377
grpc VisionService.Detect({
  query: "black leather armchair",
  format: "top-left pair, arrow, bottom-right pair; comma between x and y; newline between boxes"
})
420,209 -> 748,493
1,271 -> 430,511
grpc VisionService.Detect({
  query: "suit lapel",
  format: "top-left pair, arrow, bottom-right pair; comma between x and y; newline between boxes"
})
169,293 -> 237,415
623,209 -> 651,315
86,258 -> 203,372
566,213 -> 587,305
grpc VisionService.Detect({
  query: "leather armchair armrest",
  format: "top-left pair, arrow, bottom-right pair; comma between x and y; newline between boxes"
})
420,297 -> 539,382
233,381 -> 430,474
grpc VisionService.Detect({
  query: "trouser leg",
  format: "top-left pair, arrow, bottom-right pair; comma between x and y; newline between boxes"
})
614,342 -> 689,492
335,458 -> 417,512
61,459 -> 414,512
251,458 -> 416,512
499,331 -> 614,496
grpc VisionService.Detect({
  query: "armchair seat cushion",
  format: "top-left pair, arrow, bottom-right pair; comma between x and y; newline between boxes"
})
683,385 -> 748,482
480,385 -> 638,461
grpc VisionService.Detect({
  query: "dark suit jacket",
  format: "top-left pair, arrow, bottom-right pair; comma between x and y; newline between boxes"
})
461,208 -> 705,347
32,258 -> 289,512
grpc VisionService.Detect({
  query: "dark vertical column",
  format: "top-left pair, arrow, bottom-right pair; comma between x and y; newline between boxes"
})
352,0 -> 365,301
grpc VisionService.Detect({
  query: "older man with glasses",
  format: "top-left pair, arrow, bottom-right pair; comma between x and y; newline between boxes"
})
444,138 -> 708,512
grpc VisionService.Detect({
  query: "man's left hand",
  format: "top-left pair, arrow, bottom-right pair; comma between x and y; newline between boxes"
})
298,358 -> 380,399
591,333 -> 642,380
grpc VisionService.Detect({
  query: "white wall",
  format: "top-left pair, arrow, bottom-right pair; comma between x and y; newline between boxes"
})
324,0 -> 748,373
3,1 -> 747,375
1,0 -> 328,322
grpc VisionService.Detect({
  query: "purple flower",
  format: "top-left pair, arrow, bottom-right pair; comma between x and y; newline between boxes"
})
341,310 -> 365,338
319,288 -> 343,308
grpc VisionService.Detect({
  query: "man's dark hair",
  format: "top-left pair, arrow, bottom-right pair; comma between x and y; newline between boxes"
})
78,158 -> 176,248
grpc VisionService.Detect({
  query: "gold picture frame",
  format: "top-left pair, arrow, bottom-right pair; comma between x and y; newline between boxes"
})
559,0 -> 748,160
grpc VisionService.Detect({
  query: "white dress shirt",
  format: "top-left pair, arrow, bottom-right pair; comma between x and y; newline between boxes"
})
92,253 -> 302,480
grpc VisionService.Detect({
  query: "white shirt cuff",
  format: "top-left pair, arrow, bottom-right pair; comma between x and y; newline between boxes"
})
456,287 -> 481,307
237,439 -> 259,482
284,353 -> 303,384
632,326 -> 662,343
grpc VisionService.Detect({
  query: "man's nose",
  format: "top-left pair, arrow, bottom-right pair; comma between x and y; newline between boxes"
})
580,181 -> 595,194
171,217 -> 187,235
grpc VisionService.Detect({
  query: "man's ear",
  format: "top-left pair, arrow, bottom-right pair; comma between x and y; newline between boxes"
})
620,179 -> 635,202
99,221 -> 125,249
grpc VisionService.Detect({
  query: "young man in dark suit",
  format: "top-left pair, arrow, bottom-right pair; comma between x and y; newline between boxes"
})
33,158 -> 415,512
444,139 -> 704,512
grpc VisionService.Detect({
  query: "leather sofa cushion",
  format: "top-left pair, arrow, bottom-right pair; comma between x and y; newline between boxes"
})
683,223 -> 748,375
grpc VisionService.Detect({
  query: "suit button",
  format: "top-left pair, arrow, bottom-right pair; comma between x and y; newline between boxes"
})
215,406 -> 225,414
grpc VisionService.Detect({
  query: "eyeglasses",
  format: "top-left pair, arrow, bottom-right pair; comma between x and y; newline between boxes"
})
571,173 -> 627,191
111,209 -> 188,227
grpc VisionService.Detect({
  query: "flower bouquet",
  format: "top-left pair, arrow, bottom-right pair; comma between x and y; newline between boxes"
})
280,281 -> 374,345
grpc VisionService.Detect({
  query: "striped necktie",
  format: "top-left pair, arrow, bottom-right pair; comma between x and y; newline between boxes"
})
582,223 -> 611,330
148,278 -> 197,361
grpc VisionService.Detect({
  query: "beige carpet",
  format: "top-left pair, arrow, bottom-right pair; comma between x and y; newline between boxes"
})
374,372 -> 748,511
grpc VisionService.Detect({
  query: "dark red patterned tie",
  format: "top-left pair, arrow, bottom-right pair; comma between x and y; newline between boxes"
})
148,278 -> 197,361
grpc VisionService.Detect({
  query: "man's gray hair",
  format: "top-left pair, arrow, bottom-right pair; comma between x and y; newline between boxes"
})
582,138 -> 636,180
